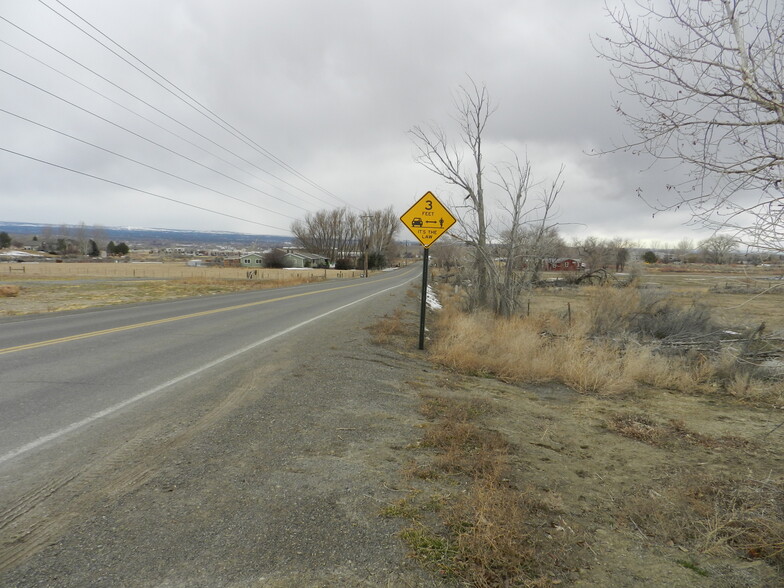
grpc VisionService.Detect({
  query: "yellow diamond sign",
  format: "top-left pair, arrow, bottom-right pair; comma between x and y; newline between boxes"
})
400,191 -> 456,248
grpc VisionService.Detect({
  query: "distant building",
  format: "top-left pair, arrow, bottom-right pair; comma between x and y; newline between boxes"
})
545,258 -> 583,271
282,251 -> 329,268
240,253 -> 264,266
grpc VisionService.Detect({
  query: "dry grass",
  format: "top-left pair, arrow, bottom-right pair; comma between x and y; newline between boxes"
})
623,471 -> 784,570
376,269 -> 784,585
428,282 -> 782,404
367,309 -> 407,344
0,285 -> 20,297
393,391 -> 577,586
607,412 -> 756,450
0,261 -> 352,281
0,274 -> 325,316
446,480 -> 543,587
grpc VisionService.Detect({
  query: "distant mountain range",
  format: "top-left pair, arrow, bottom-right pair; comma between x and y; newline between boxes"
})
0,221 -> 293,248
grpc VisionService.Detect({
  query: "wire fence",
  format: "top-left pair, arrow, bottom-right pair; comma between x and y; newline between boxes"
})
2,262 -> 363,281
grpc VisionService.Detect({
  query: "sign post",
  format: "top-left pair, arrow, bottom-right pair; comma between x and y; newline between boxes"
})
400,191 -> 456,350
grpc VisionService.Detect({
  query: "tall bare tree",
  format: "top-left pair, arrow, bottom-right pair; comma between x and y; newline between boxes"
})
700,234 -> 737,264
576,237 -> 611,271
495,160 -> 565,296
410,80 -> 565,316
597,0 -> 784,252
291,208 -> 359,263
411,80 -> 495,310
291,207 -> 397,268
364,206 -> 399,266
674,238 -> 695,261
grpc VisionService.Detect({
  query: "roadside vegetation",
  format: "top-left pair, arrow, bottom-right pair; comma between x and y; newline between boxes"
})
376,266 -> 784,586
430,272 -> 783,406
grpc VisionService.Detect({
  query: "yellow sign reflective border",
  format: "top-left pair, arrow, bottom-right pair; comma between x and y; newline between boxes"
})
400,191 -> 456,248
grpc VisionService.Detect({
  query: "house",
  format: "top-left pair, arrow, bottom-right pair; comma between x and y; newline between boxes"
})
545,258 -> 583,271
239,253 -> 264,266
282,251 -> 329,268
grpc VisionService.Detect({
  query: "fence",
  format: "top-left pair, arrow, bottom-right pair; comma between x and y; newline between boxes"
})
4,262 -> 363,281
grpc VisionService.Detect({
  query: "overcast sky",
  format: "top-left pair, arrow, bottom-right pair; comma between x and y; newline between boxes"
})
0,0 -> 718,246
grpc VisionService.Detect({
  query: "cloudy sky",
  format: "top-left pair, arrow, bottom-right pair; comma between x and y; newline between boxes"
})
0,0 -> 715,245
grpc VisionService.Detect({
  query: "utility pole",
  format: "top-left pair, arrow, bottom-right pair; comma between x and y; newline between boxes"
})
361,214 -> 371,278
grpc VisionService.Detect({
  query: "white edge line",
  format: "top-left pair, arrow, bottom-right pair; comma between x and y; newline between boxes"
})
0,277 -> 414,465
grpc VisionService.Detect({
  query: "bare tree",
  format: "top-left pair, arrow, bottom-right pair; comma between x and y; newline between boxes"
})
597,0 -> 784,252
291,208 -> 359,263
576,236 -> 612,271
700,234 -> 737,264
674,237 -> 695,261
263,248 -> 287,268
364,206 -> 399,266
494,160 -> 565,299
292,207 -> 397,268
410,80 -> 495,310
429,236 -> 466,272
74,222 -> 88,256
410,80 -> 565,316
609,237 -> 634,272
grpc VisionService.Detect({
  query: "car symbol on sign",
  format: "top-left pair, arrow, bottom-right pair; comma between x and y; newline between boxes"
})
411,217 -> 423,227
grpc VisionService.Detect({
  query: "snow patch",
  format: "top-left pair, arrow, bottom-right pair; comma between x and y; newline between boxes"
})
0,250 -> 43,257
426,285 -> 442,310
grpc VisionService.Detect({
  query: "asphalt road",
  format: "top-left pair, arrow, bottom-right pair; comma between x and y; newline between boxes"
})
0,266 -> 419,465
0,262 -> 449,586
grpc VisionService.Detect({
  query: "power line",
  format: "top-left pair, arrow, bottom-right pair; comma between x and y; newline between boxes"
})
0,13 -> 338,211
0,107 -> 297,221
0,38 -> 313,212
40,0 -> 354,209
0,66 -> 306,213
0,146 -> 290,232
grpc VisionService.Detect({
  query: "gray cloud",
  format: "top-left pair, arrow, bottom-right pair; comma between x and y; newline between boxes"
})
0,0 -> 716,245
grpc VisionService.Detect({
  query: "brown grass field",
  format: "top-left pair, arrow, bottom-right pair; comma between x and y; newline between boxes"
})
0,261 -> 367,316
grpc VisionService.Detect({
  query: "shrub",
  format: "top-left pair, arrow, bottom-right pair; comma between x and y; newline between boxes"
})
0,285 -> 20,297
334,258 -> 355,270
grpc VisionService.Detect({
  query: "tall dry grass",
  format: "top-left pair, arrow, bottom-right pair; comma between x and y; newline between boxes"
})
429,284 -> 781,402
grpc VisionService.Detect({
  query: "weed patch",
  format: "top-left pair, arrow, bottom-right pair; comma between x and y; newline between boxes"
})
388,390 -> 581,585
623,472 -> 784,570
367,309 -> 408,344
607,413 -> 756,449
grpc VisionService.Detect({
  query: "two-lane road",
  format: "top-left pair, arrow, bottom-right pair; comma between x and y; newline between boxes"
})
0,265 -> 420,465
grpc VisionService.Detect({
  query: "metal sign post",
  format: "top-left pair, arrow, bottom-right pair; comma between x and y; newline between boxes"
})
418,247 -> 429,350
400,191 -> 456,350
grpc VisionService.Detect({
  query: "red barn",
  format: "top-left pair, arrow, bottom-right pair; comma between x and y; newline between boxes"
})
545,258 -> 582,271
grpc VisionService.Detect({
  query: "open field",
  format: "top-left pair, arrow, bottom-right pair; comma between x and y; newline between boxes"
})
521,264 -> 784,333
0,262 -> 369,316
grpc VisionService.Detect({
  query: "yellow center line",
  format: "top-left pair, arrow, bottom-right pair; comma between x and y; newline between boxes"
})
0,270 -> 416,356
